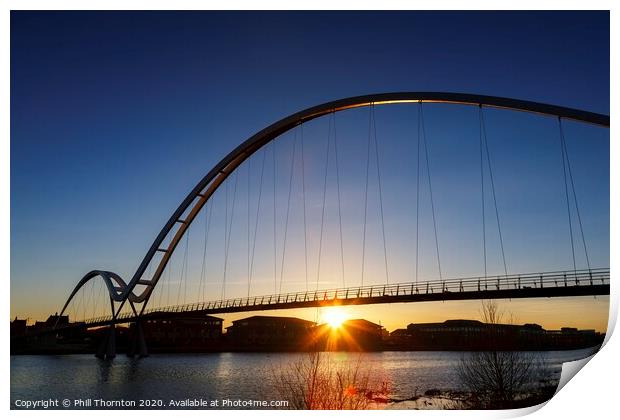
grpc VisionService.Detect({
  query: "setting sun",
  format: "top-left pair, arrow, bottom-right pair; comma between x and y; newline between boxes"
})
322,307 -> 348,329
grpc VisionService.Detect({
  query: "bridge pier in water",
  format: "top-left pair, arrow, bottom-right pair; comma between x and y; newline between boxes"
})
95,323 -> 116,360
94,321 -> 149,359
127,320 -> 149,358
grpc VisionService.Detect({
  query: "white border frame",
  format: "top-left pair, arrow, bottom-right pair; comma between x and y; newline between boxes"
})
3,3 -> 616,420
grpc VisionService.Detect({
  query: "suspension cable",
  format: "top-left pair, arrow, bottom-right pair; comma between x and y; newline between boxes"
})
93,277 -> 103,318
333,113 -> 346,288
153,266 -> 161,309
372,106 -> 390,285
420,104 -> 442,281
206,201 -> 214,301
278,129 -> 298,294
166,253 -> 171,307
159,269 -> 166,308
300,124 -> 309,291
480,107 -> 508,276
273,141 -> 277,294
222,178 -> 229,298
316,114 -> 332,290
143,258 -> 154,311
222,170 -> 239,300
198,201 -> 213,302
479,105 -> 487,277
184,229 -> 190,304
249,148 -> 267,298
176,229 -> 190,305
559,117 -> 577,273
247,159 -> 251,297
80,288 -> 85,322
74,297 -> 79,323
361,106 -> 372,287
70,294 -> 76,322
87,273 -> 95,320
559,118 -> 591,272
415,103 -> 421,286
175,232 -> 186,305
157,265 -> 165,308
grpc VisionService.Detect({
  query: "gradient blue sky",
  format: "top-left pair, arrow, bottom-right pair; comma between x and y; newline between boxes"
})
10,11 -> 610,330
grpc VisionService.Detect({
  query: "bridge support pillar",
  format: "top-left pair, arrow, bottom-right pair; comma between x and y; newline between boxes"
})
95,324 -> 116,359
127,320 -> 149,358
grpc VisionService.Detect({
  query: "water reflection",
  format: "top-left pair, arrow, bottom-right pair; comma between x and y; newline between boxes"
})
11,348 -> 598,409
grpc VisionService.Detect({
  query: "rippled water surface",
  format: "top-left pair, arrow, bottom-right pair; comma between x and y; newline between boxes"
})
11,348 -> 598,409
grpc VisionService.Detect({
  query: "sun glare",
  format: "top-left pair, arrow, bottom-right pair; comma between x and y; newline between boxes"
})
323,308 -> 348,329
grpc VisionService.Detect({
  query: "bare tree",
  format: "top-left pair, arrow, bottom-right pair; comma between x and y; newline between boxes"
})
275,352 -> 389,409
457,300 -> 546,409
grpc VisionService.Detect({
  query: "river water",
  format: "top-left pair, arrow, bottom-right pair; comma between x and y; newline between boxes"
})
10,348 -> 598,409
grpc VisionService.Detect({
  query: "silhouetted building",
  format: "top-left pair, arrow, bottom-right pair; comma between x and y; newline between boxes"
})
134,314 -> 223,352
10,318 -> 28,336
27,313 -> 70,333
11,314 -> 89,354
395,319 -> 604,351
341,319 -> 384,350
545,327 -> 601,349
226,315 -> 315,350
45,314 -> 69,327
386,328 -> 412,347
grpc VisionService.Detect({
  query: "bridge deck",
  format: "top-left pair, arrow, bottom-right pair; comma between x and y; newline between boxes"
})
56,268 -> 610,330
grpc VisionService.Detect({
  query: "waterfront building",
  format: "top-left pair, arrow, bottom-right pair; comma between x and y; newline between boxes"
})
399,319 -> 603,350
134,314 -> 223,352
226,315 -> 316,350
10,318 -> 28,336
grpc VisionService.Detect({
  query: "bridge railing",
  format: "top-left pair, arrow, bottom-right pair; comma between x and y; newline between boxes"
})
78,268 -> 609,326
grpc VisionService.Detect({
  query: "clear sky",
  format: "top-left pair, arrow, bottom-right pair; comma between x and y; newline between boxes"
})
10,11 -> 610,332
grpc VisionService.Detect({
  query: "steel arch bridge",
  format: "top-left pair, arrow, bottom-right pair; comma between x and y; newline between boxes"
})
55,92 -> 610,352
